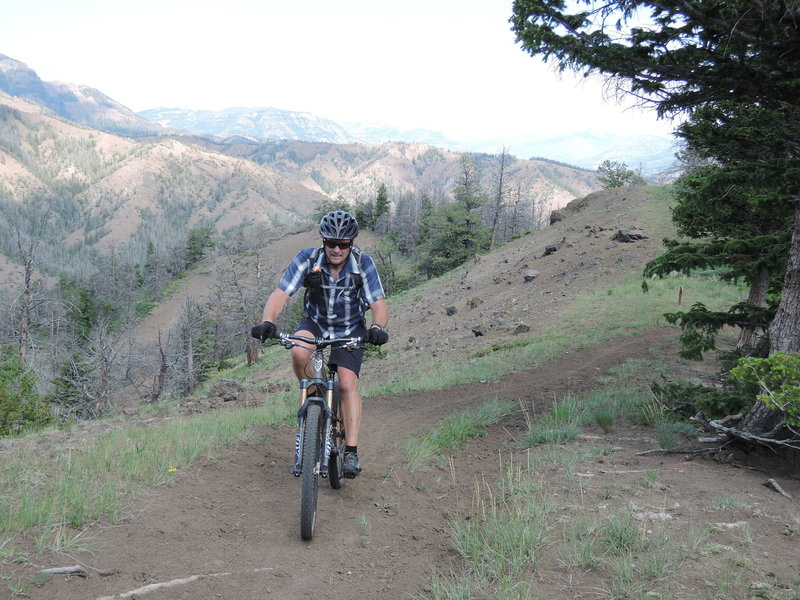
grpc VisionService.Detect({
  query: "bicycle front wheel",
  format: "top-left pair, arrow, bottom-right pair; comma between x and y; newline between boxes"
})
300,403 -> 322,540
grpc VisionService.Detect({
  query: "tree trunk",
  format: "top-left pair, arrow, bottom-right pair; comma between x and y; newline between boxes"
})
736,267 -> 770,353
153,330 -> 168,401
768,201 -> 800,354
19,261 -> 31,360
246,336 -> 259,366
738,396 -> 785,436
186,300 -> 195,395
740,202 -> 800,438
489,148 -> 509,250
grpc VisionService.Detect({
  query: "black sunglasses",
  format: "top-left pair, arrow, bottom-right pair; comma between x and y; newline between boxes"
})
323,240 -> 352,250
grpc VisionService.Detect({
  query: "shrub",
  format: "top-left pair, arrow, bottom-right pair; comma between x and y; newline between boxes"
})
0,347 -> 51,436
651,381 -> 754,419
730,353 -> 800,426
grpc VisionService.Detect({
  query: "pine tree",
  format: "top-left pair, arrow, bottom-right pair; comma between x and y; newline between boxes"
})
512,0 -> 800,355
0,346 -> 49,436
645,101 -> 795,357
417,158 -> 490,277
417,204 -> 490,278
512,0 -> 800,440
596,160 -> 646,188
374,183 -> 390,223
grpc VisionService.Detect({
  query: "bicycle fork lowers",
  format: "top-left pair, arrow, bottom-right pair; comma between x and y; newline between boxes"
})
293,371 -> 336,479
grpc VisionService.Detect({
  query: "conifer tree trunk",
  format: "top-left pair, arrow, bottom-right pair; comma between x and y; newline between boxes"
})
736,267 -> 770,353
741,203 -> 800,437
738,397 -> 785,436
768,202 -> 800,354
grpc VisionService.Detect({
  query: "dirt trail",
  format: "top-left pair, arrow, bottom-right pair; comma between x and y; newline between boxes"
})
14,329 -> 686,600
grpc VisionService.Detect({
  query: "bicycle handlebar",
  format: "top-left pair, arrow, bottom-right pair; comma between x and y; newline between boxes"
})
276,332 -> 363,351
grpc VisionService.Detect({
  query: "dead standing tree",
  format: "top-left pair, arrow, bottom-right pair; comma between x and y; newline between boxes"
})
532,179 -> 554,231
10,204 -> 53,360
211,247 -> 269,366
488,147 -> 512,249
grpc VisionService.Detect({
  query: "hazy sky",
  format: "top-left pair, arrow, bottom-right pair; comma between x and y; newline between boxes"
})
2,0 -> 676,141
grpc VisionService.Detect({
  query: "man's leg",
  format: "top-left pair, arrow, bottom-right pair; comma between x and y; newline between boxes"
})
290,329 -> 316,382
338,366 -> 361,446
338,366 -> 362,477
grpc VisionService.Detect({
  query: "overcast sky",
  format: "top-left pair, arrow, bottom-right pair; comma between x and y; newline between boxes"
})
2,0 -> 677,142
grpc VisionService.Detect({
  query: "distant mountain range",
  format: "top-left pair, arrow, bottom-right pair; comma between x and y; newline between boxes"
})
0,54 -> 167,137
141,107 -> 677,176
140,106 -> 359,145
0,53 -> 676,175
341,122 -> 677,176
0,62 -> 601,284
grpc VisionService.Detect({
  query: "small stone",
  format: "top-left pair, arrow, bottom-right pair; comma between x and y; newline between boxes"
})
523,270 -> 540,282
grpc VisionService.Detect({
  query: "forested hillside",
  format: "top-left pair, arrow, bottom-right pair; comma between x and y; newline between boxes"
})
0,94 -> 325,282
174,135 -> 599,215
0,78 -> 602,430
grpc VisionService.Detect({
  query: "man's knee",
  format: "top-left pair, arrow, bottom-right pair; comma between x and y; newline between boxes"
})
338,369 -> 358,394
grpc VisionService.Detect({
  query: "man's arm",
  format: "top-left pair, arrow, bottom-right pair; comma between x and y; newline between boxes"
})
263,289 -> 291,323
368,298 -> 388,329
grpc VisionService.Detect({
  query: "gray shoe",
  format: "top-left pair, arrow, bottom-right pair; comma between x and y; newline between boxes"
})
343,452 -> 362,478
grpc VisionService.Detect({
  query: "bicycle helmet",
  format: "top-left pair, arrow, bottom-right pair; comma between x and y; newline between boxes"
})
319,210 -> 359,240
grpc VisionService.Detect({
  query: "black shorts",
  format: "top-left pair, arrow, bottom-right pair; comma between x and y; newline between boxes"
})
295,317 -> 367,376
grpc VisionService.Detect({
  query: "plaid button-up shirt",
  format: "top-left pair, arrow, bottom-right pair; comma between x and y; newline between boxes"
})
278,246 -> 385,337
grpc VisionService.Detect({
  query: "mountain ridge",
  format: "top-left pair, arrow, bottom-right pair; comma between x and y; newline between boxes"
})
0,52 -> 674,176
140,106 -> 359,145
141,106 -> 677,175
0,54 -> 169,137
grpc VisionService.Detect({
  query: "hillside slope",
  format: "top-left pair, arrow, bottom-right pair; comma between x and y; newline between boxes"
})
0,94 -> 329,279
124,185 -> 673,396
360,185 -> 677,387
167,136 -> 600,212
10,185 -> 799,600
0,54 -> 167,136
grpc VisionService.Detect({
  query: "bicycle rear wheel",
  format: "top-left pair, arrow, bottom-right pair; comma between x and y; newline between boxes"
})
328,381 -> 346,490
300,403 -> 322,540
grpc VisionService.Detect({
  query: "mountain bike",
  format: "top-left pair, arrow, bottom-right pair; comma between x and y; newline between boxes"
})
275,332 -> 363,541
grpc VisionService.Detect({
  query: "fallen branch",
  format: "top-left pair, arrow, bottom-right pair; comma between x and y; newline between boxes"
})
710,421 -> 800,451
39,565 -> 88,577
95,567 -> 274,600
690,412 -> 742,433
690,413 -> 800,451
763,478 -> 793,499
636,447 -> 721,456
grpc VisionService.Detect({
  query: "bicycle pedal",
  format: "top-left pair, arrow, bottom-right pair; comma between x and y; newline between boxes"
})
292,468 -> 301,477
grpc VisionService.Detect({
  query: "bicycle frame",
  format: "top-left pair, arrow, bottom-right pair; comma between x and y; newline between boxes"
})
279,333 -> 360,478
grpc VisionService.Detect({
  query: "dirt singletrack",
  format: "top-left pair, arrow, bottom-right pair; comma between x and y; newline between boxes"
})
12,328 -> 683,600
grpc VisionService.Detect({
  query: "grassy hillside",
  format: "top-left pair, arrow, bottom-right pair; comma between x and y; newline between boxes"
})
5,185 -> 784,600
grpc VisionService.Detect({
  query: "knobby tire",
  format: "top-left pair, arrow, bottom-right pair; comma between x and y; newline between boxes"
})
300,403 -> 322,541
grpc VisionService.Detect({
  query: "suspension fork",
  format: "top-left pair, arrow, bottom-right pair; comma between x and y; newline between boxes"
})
318,374 -> 336,477
292,362 -> 336,477
292,382 -> 309,477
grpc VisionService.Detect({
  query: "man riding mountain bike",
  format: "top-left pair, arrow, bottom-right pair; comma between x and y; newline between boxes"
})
251,210 -> 389,478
